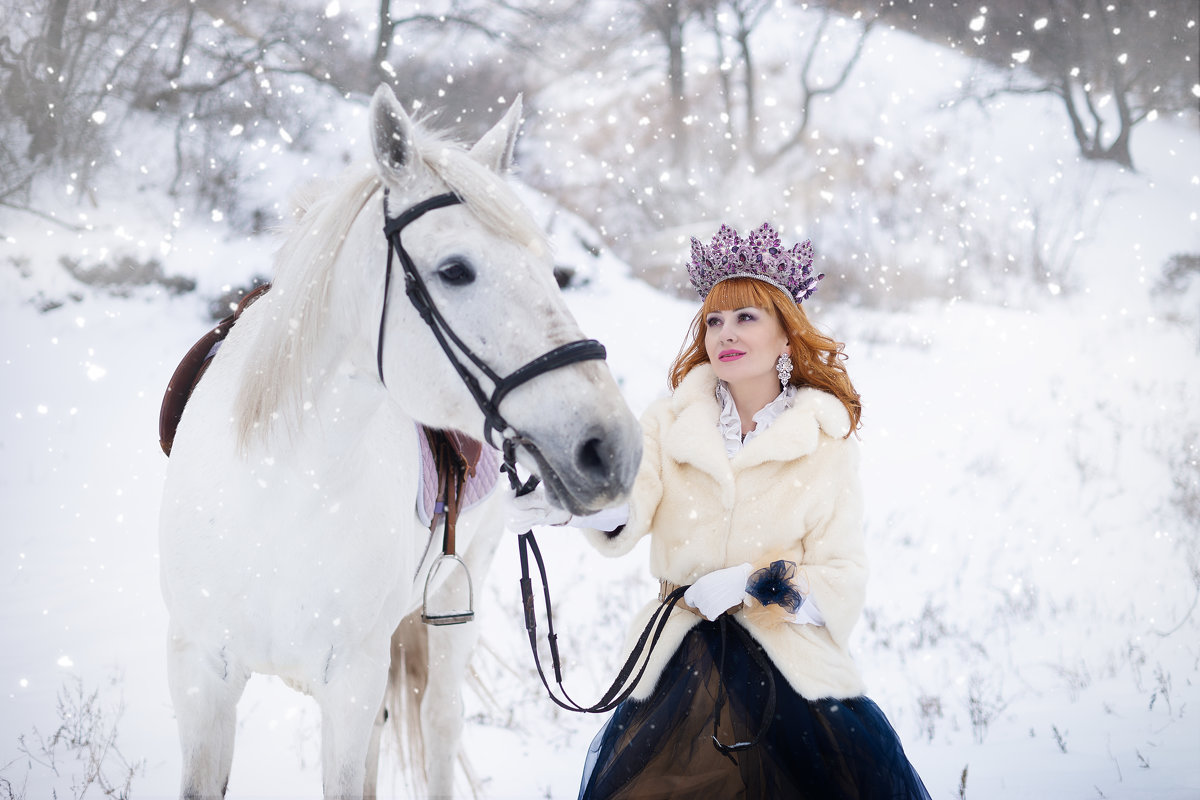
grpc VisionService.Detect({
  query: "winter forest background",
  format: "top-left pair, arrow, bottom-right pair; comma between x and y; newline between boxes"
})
1,0 -> 1198,798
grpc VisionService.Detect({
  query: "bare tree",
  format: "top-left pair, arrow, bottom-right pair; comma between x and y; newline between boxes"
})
1017,0 -> 1197,169
0,1 -> 371,215
761,6 -> 875,169
708,0 -> 775,160
368,0 -> 593,141
845,0 -> 1199,170
623,0 -> 707,166
4,4 -> 182,202
696,2 -> 875,168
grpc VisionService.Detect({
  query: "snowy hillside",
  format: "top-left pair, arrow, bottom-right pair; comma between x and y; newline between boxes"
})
2,9 -> 1199,800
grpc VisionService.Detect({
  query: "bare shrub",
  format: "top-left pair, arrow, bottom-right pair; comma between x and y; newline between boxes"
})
1051,723 -> 1068,753
916,693 -> 943,742
1051,659 -> 1091,702
59,254 -> 196,298
966,671 -> 1008,744
1,675 -> 144,800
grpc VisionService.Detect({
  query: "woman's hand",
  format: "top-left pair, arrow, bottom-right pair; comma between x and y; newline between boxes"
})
506,485 -> 572,531
684,562 -> 753,620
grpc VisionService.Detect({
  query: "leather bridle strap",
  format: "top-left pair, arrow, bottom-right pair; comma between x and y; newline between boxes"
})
379,190 -> 607,454
378,192 -> 463,388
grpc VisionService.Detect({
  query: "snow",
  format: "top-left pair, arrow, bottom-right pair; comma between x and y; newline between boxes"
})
2,10 -> 1199,800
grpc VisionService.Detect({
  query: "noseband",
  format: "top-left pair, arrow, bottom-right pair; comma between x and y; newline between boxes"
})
378,189 -> 607,485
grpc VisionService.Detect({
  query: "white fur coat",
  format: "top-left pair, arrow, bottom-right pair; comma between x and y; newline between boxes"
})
583,364 -> 868,701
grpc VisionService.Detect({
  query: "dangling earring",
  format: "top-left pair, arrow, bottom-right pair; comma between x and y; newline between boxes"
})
776,353 -> 794,389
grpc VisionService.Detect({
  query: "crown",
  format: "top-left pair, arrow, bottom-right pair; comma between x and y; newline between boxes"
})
687,222 -> 822,304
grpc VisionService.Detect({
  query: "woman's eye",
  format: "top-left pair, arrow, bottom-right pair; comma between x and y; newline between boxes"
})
738,312 -> 756,322
437,260 -> 475,286
706,316 -> 722,327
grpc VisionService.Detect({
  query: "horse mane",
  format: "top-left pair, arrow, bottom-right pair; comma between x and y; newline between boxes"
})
232,118 -> 548,452
233,164 -> 381,450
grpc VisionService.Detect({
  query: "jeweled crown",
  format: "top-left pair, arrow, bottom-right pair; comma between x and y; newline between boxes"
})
687,223 -> 823,304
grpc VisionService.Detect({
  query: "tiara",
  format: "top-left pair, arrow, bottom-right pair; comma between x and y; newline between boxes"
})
687,223 -> 823,304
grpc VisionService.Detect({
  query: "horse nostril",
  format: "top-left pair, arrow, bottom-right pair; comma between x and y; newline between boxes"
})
577,436 -> 608,479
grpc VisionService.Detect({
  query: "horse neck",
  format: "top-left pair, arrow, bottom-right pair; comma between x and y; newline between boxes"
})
233,170 -> 405,452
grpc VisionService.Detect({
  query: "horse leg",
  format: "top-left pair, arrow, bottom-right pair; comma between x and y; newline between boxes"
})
422,507 -> 505,798
421,620 -> 479,799
166,628 -> 249,799
314,650 -> 390,799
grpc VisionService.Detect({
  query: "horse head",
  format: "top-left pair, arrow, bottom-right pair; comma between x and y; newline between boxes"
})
367,85 -> 641,515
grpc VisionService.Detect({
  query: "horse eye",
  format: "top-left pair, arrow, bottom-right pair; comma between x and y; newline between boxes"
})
436,259 -> 475,286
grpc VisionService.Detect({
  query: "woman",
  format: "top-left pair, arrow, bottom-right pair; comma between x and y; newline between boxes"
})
513,222 -> 930,799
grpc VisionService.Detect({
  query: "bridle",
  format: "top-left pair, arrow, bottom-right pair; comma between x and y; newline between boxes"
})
380,187 -> 606,628
378,188 -> 607,488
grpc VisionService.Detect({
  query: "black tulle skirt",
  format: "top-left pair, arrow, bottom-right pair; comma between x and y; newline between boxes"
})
578,618 -> 931,800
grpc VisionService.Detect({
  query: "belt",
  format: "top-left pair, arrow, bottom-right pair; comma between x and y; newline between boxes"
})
659,580 -> 743,617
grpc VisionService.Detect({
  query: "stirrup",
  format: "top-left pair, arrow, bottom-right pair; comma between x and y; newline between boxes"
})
421,553 -> 475,626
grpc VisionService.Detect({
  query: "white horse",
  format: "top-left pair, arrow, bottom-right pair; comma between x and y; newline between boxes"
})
158,84 -> 641,799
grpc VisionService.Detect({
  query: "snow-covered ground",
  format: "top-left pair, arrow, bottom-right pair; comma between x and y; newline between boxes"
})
2,14 -> 1199,800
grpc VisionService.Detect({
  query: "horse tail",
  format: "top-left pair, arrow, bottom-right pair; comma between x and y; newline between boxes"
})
384,612 -> 484,798
386,611 -> 429,794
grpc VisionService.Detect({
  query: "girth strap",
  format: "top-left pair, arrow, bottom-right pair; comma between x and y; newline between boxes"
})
423,427 -> 483,556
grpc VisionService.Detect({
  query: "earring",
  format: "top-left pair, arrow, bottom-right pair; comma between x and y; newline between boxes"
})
776,353 -> 794,388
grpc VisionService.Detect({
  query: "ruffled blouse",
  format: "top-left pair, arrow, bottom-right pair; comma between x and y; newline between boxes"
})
715,381 -> 798,457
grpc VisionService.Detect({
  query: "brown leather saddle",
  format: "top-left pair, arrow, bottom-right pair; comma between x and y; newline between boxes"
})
158,282 -> 271,457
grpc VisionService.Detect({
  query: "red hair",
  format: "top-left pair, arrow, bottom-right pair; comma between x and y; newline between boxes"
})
668,277 -> 861,434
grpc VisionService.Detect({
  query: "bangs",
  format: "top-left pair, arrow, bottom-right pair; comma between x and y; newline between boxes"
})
702,277 -> 786,316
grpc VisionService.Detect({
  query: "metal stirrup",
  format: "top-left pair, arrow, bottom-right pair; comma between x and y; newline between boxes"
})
421,553 -> 475,626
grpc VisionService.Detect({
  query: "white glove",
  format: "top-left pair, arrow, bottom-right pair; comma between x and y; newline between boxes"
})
785,593 -> 827,627
571,503 -> 630,533
506,485 -> 572,531
684,562 -> 753,621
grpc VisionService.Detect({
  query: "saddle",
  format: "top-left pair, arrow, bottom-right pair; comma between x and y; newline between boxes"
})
158,283 -> 271,457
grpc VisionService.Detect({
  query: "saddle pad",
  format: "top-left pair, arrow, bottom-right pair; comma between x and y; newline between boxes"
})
416,426 -> 502,527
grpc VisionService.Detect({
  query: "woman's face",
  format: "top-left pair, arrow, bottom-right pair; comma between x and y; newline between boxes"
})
704,306 -> 790,392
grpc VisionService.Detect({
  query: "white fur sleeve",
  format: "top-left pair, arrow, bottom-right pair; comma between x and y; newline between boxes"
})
793,436 -> 868,647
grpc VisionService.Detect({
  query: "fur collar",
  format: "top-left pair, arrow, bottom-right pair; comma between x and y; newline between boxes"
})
663,365 -> 851,486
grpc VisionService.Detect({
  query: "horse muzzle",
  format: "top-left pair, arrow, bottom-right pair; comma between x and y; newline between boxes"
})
521,415 -> 643,517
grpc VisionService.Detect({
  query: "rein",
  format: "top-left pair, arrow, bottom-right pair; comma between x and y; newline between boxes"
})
517,530 -> 692,714
521,531 -> 778,754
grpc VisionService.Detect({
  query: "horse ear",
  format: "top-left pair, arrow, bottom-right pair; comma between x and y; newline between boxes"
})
370,84 -> 416,182
469,94 -> 523,173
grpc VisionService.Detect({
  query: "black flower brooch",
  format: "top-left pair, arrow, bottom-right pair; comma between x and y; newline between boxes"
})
746,560 -> 804,613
